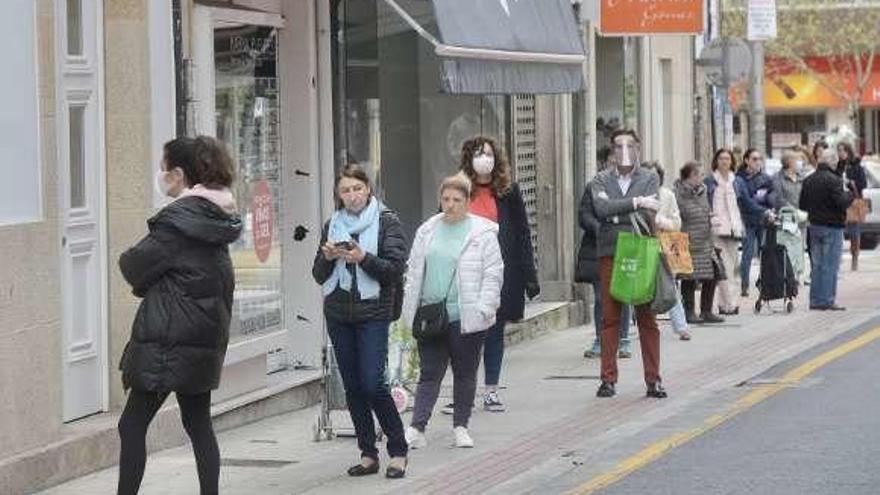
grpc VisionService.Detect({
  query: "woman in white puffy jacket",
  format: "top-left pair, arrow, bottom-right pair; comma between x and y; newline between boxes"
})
643,162 -> 691,340
402,173 -> 504,450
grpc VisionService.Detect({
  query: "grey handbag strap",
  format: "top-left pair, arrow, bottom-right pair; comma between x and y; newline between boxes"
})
629,212 -> 652,236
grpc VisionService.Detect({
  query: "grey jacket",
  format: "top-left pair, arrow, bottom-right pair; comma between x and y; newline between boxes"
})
772,170 -> 803,210
675,180 -> 714,281
589,167 -> 660,258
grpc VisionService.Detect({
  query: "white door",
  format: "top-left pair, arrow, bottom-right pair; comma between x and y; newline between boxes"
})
58,0 -> 107,422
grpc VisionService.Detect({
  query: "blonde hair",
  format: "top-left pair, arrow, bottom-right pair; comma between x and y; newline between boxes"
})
781,150 -> 799,170
439,172 -> 472,199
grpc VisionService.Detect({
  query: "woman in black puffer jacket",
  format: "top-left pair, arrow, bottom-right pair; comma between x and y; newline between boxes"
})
117,136 -> 241,495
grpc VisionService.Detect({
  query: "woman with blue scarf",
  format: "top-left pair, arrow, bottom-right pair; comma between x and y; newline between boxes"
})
311,164 -> 409,479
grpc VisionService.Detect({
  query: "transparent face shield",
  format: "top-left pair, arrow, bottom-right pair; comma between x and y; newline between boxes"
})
611,137 -> 641,170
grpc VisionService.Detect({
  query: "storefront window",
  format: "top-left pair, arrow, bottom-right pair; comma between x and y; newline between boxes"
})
333,0 -> 509,236
213,23 -> 283,344
765,112 -> 826,158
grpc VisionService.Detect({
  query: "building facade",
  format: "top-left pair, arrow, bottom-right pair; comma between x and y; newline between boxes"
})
0,1 -> 697,492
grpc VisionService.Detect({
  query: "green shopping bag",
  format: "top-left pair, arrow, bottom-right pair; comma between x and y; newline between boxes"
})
610,214 -> 661,306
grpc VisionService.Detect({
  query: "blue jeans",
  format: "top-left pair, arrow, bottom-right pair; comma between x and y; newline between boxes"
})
591,281 -> 631,344
327,319 -> 407,460
808,225 -> 844,307
483,320 -> 505,386
668,299 -> 688,334
740,225 -> 764,292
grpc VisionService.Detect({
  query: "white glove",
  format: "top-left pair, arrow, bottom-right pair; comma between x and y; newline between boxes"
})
633,195 -> 660,211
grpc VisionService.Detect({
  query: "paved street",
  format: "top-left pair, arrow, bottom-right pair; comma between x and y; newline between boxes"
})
597,327 -> 880,495
42,251 -> 880,494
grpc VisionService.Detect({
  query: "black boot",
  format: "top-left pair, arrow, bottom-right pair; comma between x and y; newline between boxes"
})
700,281 -> 725,324
681,280 -> 701,323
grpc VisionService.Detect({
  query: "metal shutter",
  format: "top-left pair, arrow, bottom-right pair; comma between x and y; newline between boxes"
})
511,94 -> 539,264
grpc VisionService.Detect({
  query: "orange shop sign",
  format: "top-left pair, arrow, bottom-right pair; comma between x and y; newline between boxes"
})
600,0 -> 704,35
764,73 -> 880,110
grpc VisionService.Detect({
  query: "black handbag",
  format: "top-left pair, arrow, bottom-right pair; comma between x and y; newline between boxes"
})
712,248 -> 727,281
412,268 -> 457,342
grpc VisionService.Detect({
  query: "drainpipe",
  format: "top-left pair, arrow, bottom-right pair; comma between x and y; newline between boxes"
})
173,0 -> 187,136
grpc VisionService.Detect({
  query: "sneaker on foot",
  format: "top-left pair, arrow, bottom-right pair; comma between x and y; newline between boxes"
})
596,381 -> 616,398
405,426 -> 427,449
583,340 -> 601,358
646,382 -> 668,399
483,391 -> 506,412
453,426 -> 474,448
440,403 -> 455,415
618,340 -> 632,359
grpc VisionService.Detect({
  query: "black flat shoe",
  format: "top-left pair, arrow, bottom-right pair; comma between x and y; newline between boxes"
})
348,460 -> 380,477
597,381 -> 616,398
809,305 -> 829,311
720,307 -> 739,316
646,382 -> 668,399
385,458 -> 407,479
700,313 -> 725,324
829,304 -> 847,311
685,313 -> 703,324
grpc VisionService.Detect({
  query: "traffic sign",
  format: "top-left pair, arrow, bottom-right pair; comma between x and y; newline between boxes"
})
697,37 -> 752,88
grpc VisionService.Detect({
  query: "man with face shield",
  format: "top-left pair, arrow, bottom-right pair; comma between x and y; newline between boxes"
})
588,130 -> 667,399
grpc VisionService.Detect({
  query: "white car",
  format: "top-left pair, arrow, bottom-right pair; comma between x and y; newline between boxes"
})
860,157 -> 880,250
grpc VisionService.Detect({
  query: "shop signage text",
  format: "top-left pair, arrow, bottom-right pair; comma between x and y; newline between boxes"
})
747,0 -> 777,41
252,180 -> 274,263
600,0 -> 704,35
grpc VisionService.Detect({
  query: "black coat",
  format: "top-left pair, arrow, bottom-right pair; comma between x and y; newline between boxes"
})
576,183 -> 599,284
119,197 -> 242,394
843,159 -> 868,196
496,183 -> 539,322
312,210 -> 408,324
799,164 -> 855,228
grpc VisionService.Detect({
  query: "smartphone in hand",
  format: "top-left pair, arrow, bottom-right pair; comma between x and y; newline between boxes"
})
334,241 -> 354,251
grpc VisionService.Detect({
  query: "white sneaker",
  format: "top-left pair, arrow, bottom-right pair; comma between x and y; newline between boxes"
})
483,391 -> 506,412
453,426 -> 474,448
405,426 -> 427,449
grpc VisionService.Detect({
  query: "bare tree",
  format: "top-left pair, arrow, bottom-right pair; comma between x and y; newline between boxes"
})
724,0 -> 880,135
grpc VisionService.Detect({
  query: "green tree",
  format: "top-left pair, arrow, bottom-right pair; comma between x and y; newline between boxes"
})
723,0 -> 880,135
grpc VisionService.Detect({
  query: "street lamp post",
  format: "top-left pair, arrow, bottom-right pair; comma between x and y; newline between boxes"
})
749,39 -> 766,154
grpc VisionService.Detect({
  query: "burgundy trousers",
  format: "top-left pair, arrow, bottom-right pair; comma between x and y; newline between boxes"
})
598,256 -> 662,385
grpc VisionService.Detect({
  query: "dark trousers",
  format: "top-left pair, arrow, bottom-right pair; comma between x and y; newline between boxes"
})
483,320 -> 505,386
741,225 -> 764,292
591,280 -> 632,343
327,319 -> 408,460
117,390 -> 218,495
680,279 -> 719,315
598,257 -> 661,385
412,322 -> 486,429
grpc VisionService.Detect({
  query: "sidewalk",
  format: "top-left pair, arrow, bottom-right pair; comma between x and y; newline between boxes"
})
42,253 -> 880,495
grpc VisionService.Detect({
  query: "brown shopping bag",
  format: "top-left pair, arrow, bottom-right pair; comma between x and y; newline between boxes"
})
657,231 -> 693,276
846,198 -> 868,224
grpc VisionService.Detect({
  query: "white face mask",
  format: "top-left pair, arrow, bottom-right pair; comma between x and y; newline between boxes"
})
155,169 -> 174,197
472,154 -> 495,176
795,160 -> 805,172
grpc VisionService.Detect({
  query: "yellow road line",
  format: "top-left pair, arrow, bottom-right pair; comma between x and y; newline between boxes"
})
567,325 -> 880,495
